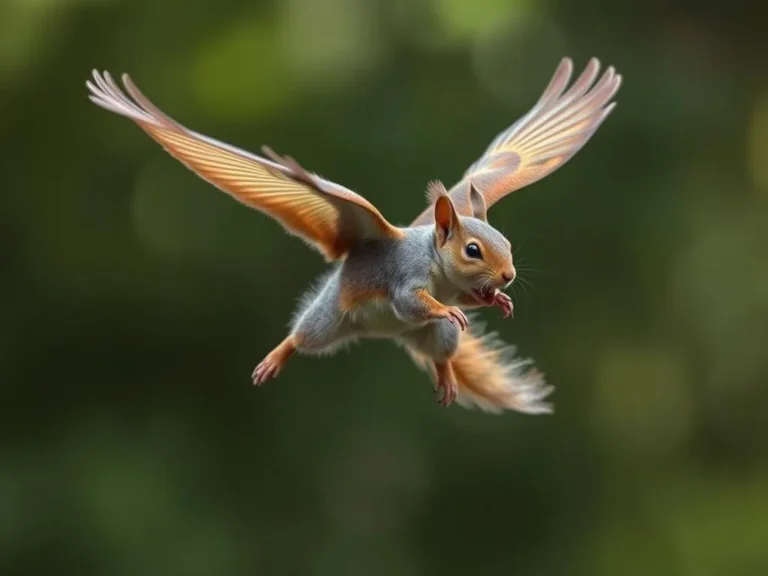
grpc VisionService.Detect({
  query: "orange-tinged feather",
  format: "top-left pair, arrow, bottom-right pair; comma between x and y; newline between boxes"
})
411,57 -> 620,226
87,71 -> 403,261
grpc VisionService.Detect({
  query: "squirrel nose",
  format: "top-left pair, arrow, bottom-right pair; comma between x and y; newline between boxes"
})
501,269 -> 516,283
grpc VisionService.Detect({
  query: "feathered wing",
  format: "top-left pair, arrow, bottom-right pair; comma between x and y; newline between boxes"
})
86,71 -> 403,261
412,57 -> 622,225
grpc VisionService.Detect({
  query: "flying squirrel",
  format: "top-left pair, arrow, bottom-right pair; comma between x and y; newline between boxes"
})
86,57 -> 621,413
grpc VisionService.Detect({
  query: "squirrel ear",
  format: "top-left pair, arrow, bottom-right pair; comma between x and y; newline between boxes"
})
434,195 -> 458,247
469,183 -> 487,222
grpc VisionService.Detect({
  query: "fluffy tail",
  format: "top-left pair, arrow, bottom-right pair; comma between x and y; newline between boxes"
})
410,321 -> 554,414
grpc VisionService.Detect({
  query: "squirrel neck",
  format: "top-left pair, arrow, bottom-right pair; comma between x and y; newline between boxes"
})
408,225 -> 464,301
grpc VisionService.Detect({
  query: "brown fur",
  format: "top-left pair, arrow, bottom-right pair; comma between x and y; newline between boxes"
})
413,288 -> 451,315
433,359 -> 457,406
252,335 -> 297,385
338,286 -> 389,312
409,327 -> 549,414
440,218 -> 514,285
450,330 -> 509,410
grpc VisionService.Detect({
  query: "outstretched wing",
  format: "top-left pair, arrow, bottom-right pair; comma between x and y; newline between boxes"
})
412,57 -> 621,226
87,71 -> 403,261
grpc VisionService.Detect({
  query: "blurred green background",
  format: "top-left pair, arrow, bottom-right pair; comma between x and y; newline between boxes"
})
3,0 -> 768,574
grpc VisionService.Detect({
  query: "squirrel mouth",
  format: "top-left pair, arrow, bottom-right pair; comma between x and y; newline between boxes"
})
472,288 -> 496,305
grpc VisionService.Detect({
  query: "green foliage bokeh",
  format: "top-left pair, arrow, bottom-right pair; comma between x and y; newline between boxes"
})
2,0 -> 768,574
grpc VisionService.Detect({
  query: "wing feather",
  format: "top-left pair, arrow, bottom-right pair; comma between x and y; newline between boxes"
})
87,71 -> 403,261
411,57 -> 621,226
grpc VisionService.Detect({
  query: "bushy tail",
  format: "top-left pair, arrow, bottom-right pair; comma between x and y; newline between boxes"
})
410,321 -> 554,414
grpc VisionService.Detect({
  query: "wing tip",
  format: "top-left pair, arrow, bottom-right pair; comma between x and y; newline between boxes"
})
584,57 -> 601,77
85,68 -> 176,130
569,57 -> 622,93
543,55 -> 625,106
559,56 -> 574,78
613,73 -> 623,92
539,57 -> 574,103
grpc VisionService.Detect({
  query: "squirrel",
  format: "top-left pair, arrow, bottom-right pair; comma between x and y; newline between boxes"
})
86,57 -> 621,414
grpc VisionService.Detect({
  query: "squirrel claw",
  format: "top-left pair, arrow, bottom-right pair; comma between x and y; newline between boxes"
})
252,353 -> 285,386
493,291 -> 514,319
443,306 -> 468,331
252,358 -> 281,386
433,361 -> 458,406
436,377 -> 457,406
252,337 -> 296,386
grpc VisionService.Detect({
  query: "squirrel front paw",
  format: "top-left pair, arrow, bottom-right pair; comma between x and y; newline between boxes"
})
493,291 -> 514,318
437,306 -> 468,330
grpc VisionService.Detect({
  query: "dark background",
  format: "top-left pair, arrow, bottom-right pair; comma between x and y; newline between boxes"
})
3,0 -> 768,574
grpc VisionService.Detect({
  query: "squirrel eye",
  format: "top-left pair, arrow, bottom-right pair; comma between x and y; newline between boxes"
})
465,243 -> 482,259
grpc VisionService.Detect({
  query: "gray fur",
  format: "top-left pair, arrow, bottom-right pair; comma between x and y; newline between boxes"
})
397,320 -> 459,361
459,217 -> 511,256
282,217 -> 520,411
289,216 -> 515,360
289,225 -> 464,358
289,265 -> 351,355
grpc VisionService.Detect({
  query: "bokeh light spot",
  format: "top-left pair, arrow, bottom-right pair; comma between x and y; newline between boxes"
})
279,0 -> 385,90
749,92 -> 768,193
192,18 -> 296,121
593,345 -> 693,456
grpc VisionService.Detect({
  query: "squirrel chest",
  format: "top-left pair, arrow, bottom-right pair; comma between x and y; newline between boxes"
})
336,258 -> 460,336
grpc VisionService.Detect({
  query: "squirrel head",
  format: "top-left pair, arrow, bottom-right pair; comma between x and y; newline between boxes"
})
431,183 -> 516,305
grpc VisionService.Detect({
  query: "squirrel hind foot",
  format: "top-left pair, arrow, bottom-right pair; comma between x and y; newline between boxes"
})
252,336 -> 297,386
434,360 -> 458,407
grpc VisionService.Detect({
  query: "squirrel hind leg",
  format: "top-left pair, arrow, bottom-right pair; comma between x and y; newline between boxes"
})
289,276 -> 360,357
252,335 -> 297,386
399,321 -> 461,406
253,271 -> 360,386
399,321 -> 460,361
433,360 -> 458,406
